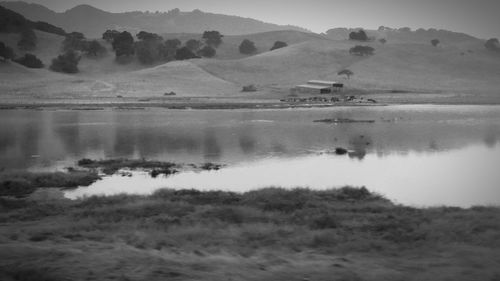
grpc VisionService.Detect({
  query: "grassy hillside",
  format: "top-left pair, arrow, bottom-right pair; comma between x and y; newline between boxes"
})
164,30 -> 326,60
197,36 -> 500,95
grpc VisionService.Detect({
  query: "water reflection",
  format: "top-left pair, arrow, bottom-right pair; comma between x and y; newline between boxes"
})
1,105 -> 500,171
65,144 -> 500,207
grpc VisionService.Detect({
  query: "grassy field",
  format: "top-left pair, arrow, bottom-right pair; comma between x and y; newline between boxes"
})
0,187 -> 499,280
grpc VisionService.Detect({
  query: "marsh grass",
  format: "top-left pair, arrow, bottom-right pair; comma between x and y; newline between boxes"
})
1,187 -> 500,280
0,170 -> 100,197
77,158 -> 178,175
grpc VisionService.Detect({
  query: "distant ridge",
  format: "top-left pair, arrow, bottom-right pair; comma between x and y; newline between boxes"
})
0,1 -> 310,38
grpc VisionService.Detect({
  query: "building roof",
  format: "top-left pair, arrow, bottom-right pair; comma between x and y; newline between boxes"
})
307,80 -> 344,87
296,84 -> 331,90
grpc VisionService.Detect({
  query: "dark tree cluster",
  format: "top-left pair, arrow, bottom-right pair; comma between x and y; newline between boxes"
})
102,30 -> 120,43
14,53 -> 43,68
349,29 -> 369,41
270,41 -> 288,51
239,39 -> 257,54
50,50 -> 81,73
431,39 -> 440,47
485,38 -> 500,52
62,32 -> 106,57
102,29 -> 219,64
349,45 -> 375,56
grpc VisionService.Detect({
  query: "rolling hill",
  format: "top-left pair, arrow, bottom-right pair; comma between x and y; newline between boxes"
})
1,9 -> 500,103
0,1 -> 309,38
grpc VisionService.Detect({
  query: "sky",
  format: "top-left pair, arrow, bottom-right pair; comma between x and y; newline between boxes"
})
19,0 -> 500,39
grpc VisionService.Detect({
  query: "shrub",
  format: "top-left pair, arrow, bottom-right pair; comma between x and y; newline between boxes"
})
242,85 -> 257,92
175,46 -> 199,60
349,29 -> 368,41
14,53 -> 44,68
62,32 -> 86,52
0,41 -> 15,60
185,39 -> 202,52
431,39 -> 440,47
0,178 -> 36,197
349,45 -> 374,56
84,40 -> 106,57
198,45 -> 216,58
239,39 -> 257,54
270,41 -> 287,51
50,50 -> 81,73
102,29 -> 120,42
485,38 -> 500,52
135,40 -> 158,64
17,28 -> 37,51
379,38 -> 387,44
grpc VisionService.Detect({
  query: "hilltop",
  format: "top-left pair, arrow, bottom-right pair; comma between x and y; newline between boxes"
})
0,1 -> 309,38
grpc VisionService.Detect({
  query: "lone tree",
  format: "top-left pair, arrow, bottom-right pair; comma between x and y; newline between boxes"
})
349,29 -> 368,41
379,38 -> 387,44
485,38 -> 500,52
239,39 -> 257,54
202,31 -> 223,48
102,30 -> 120,43
349,45 -> 374,56
112,31 -> 135,58
198,45 -> 216,58
185,39 -> 202,52
431,39 -> 440,47
270,41 -> 288,51
135,31 -> 163,64
50,50 -> 81,73
175,46 -> 199,60
136,31 -> 162,41
17,28 -> 37,51
338,69 -> 354,79
0,41 -> 15,60
14,53 -> 43,68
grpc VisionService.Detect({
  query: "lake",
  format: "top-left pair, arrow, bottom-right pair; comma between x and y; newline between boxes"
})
1,105 -> 500,207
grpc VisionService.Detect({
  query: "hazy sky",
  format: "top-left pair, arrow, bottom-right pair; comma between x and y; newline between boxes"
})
21,0 -> 500,39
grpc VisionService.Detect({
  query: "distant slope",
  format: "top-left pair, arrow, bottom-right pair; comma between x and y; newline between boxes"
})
1,1 -> 309,38
324,27 -> 481,45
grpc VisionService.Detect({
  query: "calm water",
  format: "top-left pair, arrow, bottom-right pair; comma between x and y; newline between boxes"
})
2,105 -> 500,206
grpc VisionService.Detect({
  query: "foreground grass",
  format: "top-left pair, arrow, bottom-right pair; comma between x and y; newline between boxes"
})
0,187 -> 499,281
